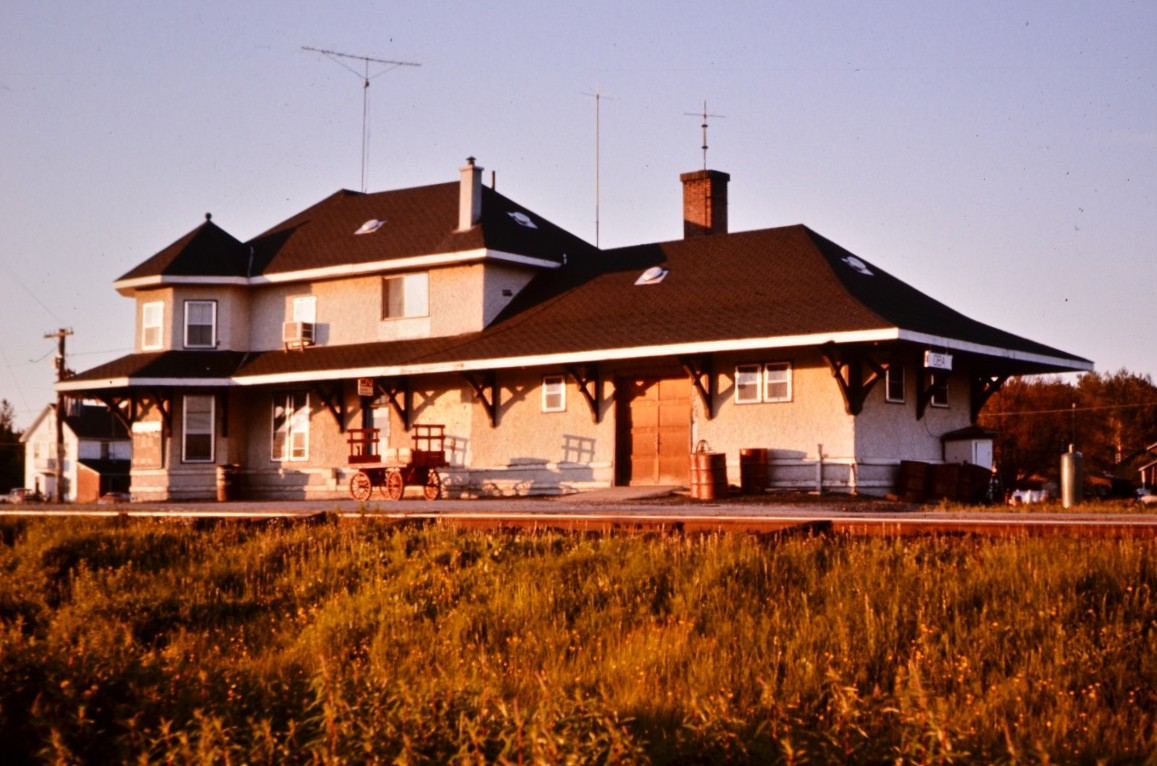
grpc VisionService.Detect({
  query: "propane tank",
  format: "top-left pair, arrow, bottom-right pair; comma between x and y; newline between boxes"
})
1060,444 -> 1083,509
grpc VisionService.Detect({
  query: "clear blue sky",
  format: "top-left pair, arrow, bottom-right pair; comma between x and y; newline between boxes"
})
2,1 -> 1154,429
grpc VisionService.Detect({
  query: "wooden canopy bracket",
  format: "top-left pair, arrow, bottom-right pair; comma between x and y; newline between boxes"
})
92,395 -> 133,432
374,378 -> 412,431
464,372 -> 499,428
219,392 -> 230,438
144,389 -> 173,430
971,374 -> 1008,422
311,382 -> 346,431
822,343 -> 884,416
680,355 -> 715,419
566,365 -> 602,423
916,367 -> 938,421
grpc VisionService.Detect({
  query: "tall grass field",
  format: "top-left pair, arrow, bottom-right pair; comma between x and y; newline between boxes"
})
0,516 -> 1153,764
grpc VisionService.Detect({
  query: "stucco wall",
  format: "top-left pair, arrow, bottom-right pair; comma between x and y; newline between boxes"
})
246,262 -> 537,351
694,352 -> 857,490
133,286 -> 249,352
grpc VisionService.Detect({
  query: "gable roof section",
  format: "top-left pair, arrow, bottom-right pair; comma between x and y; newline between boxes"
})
115,182 -> 594,292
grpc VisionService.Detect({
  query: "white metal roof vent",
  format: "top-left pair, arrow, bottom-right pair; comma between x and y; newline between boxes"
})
355,218 -> 385,235
842,255 -> 873,276
635,266 -> 669,286
507,211 -> 538,229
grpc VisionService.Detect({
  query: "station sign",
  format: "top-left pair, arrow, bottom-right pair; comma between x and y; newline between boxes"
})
924,351 -> 953,370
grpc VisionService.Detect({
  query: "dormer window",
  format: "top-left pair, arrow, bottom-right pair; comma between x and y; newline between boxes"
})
508,211 -> 537,229
184,300 -> 217,348
355,219 -> 385,235
382,273 -> 429,319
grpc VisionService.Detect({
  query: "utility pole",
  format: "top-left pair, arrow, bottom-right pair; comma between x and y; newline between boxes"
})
45,328 -> 73,503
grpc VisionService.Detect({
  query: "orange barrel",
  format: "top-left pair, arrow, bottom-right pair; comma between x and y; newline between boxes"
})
739,448 -> 769,494
691,451 -> 727,500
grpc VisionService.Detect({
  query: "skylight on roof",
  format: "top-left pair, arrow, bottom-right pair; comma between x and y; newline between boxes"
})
507,211 -> 537,229
355,219 -> 385,235
842,255 -> 874,276
635,266 -> 669,286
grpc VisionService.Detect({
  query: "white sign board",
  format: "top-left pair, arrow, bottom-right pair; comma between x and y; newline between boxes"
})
924,351 -> 953,370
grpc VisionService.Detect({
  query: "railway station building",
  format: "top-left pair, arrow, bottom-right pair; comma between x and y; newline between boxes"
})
59,159 -> 1092,501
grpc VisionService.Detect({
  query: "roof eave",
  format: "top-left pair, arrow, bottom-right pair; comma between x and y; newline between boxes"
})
112,247 -> 561,294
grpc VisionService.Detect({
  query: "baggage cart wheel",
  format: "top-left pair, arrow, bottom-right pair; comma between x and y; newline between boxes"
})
385,470 -> 405,501
423,469 -> 442,501
350,471 -> 372,502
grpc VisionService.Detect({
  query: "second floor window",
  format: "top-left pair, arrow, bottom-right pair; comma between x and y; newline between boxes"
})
142,302 -> 163,350
184,300 -> 217,348
382,273 -> 429,319
291,295 -> 316,323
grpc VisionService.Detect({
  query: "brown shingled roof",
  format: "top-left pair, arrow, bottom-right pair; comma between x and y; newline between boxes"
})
76,222 -> 1089,391
117,218 -> 248,282
118,181 -> 595,285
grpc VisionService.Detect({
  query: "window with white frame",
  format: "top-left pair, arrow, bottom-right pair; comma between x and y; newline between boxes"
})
272,392 -> 310,462
735,362 -> 793,403
763,362 -> 792,402
885,364 -> 906,403
142,301 -> 164,350
542,375 -> 566,412
291,295 -> 316,323
184,300 -> 217,348
930,370 -> 949,407
382,272 -> 429,319
182,395 -> 215,463
735,365 -> 763,404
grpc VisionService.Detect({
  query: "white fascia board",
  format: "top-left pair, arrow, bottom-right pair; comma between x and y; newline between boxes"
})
56,377 -> 235,392
232,327 -> 1091,387
232,329 -> 902,386
896,330 -> 1094,371
114,249 -> 560,293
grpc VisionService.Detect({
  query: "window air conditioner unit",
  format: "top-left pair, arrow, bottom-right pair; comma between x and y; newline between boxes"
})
282,321 -> 315,349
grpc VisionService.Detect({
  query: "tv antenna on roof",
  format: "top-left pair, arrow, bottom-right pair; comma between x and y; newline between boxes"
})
684,100 -> 725,170
302,46 -> 421,192
582,85 -> 614,247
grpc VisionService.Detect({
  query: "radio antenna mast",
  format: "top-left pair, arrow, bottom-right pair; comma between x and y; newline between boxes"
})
302,46 -> 420,192
582,86 -> 614,247
684,100 -> 725,170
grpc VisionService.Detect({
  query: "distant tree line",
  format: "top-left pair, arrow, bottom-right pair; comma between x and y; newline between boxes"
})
979,370 -> 1157,494
0,400 -> 23,492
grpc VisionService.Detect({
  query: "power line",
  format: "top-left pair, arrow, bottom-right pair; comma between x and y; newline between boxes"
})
984,401 -> 1157,417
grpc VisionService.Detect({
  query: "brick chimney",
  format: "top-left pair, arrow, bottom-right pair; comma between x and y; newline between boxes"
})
680,169 -> 730,238
458,156 -> 483,230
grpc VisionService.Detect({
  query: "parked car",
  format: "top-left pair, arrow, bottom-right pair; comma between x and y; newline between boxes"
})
6,488 -> 39,504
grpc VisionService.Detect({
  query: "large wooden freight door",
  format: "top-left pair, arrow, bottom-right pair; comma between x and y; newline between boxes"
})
616,377 -> 691,486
